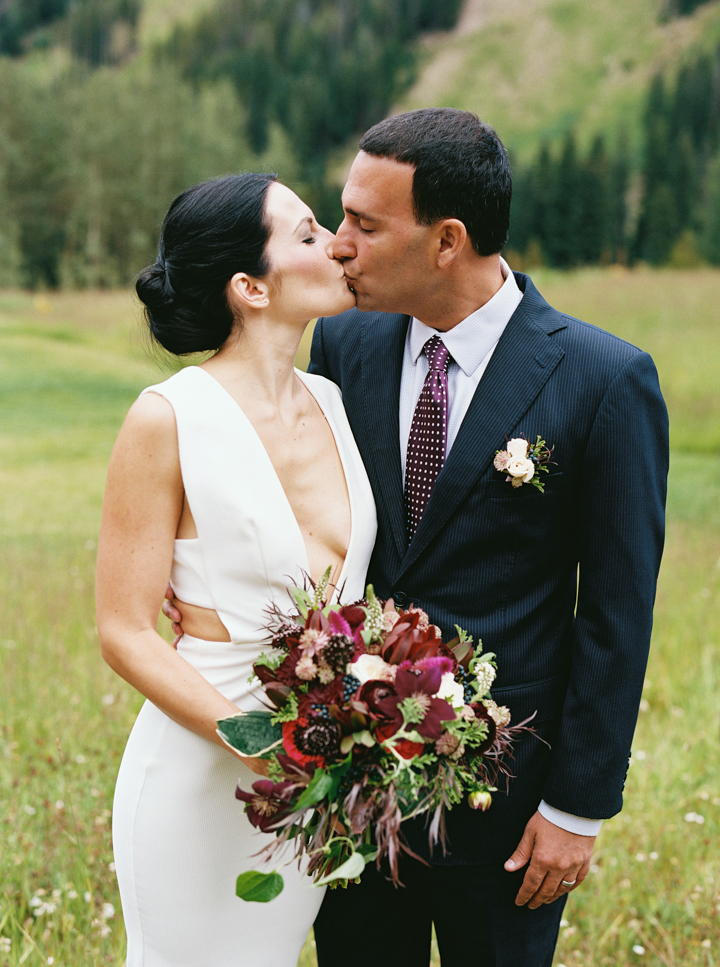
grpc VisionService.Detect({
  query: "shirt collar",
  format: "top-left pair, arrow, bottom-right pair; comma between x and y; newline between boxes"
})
408,258 -> 522,377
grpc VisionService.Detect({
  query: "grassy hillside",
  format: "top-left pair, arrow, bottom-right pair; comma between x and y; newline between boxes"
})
395,0 -> 720,162
136,0 -> 217,45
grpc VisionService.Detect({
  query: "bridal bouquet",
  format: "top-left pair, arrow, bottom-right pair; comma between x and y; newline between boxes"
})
217,570 -> 529,902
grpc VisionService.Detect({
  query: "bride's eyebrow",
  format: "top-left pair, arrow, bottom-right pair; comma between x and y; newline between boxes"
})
294,216 -> 314,235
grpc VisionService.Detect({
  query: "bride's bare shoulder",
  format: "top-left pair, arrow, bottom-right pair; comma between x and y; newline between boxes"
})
109,391 -> 179,476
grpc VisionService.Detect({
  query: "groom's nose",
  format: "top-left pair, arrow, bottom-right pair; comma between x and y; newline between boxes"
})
331,218 -> 356,262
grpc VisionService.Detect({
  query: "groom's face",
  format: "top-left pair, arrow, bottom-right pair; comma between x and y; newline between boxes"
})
332,151 -> 438,315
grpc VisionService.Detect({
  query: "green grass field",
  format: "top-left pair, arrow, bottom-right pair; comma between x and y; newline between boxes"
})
1,270 -> 719,966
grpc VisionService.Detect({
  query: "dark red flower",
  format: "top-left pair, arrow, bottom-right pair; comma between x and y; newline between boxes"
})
470,702 -> 497,754
297,677 -> 344,717
394,738 -> 426,759
336,603 -> 367,633
282,718 -> 327,767
380,612 -> 448,665
306,607 -> 332,634
235,778 -> 295,832
275,752 -> 316,781
273,646 -> 303,687
359,680 -> 397,719
293,718 -> 341,760
328,702 -> 370,737
253,662 -> 281,686
376,665 -> 455,741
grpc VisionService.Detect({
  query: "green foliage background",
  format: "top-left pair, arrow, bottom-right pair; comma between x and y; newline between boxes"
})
3,0 -> 720,286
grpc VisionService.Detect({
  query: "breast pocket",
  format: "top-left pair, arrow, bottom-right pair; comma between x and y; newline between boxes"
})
485,471 -> 565,501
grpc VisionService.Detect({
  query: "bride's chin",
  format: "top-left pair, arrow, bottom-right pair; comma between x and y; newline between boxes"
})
318,290 -> 357,317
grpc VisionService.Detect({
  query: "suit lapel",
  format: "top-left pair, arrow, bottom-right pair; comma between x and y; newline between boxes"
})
360,313 -> 410,560
396,296 -> 566,577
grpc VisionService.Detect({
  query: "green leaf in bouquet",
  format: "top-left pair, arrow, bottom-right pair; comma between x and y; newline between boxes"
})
292,767 -> 334,812
235,870 -> 284,902
314,850 -> 367,886
217,711 -> 283,757
450,639 -> 474,667
291,584 -> 313,619
356,843 -> 378,863
269,690 -> 299,724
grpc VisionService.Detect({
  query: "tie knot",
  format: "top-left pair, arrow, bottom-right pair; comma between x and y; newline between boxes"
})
424,334 -> 451,374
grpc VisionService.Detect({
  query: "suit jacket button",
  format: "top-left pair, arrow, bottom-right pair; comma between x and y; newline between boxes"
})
393,591 -> 408,607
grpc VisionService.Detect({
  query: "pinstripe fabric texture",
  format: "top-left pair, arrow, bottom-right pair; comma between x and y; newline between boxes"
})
309,272 -> 669,865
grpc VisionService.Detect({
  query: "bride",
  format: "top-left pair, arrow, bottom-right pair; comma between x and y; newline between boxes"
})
96,173 -> 377,966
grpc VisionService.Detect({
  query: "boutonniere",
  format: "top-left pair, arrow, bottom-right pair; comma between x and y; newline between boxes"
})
494,435 -> 555,491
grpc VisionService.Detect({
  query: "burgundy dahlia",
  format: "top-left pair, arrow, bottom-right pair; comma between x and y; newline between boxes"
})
293,719 -> 341,759
235,779 -> 295,832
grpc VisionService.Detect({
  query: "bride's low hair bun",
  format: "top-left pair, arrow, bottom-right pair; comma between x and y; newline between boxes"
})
136,172 -> 278,356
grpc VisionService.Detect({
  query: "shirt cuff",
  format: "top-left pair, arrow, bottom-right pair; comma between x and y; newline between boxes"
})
538,800 -> 604,837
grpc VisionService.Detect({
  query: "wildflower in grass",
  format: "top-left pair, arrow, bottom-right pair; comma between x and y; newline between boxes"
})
32,900 -> 57,916
684,811 -> 705,824
632,945 -> 645,955
0,936 -> 11,952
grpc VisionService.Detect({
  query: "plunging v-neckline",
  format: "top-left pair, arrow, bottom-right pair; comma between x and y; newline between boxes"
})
191,366 -> 355,593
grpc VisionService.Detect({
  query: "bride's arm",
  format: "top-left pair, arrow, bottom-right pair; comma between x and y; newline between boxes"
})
96,392 -> 266,773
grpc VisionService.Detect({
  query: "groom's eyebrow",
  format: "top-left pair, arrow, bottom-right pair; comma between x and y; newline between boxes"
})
344,205 -> 379,224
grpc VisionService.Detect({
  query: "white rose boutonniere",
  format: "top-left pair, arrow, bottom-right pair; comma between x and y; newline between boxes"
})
494,435 -> 554,491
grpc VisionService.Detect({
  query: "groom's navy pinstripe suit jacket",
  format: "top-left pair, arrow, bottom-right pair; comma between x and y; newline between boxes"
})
309,272 -> 669,865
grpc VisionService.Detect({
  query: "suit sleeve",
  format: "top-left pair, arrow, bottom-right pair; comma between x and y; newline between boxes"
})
542,350 -> 669,818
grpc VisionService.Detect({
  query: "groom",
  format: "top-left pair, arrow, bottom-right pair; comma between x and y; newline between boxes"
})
308,109 -> 669,967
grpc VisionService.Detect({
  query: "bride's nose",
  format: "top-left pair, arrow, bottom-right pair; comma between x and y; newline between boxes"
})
325,235 -> 339,260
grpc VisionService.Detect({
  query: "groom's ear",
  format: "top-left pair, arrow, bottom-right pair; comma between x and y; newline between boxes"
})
228,272 -> 271,311
435,218 -> 467,268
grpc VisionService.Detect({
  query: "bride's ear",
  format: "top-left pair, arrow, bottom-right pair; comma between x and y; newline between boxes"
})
228,272 -> 270,311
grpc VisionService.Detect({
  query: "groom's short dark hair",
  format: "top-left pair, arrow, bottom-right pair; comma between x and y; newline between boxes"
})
359,108 -> 511,256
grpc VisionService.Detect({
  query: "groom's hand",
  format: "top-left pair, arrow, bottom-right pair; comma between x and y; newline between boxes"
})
162,584 -> 184,645
504,811 -> 595,908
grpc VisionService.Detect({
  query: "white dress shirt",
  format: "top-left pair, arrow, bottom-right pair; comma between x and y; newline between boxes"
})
398,259 -> 602,839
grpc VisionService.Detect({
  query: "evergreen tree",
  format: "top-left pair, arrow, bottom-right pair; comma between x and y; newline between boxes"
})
699,154 -> 720,264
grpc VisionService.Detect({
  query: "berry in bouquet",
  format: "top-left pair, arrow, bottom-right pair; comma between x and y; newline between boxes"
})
217,569 -> 533,902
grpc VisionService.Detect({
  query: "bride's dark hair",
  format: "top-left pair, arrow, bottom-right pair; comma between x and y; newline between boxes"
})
136,172 -> 278,355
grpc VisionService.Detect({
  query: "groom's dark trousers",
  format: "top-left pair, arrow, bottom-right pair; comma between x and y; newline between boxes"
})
309,272 -> 668,967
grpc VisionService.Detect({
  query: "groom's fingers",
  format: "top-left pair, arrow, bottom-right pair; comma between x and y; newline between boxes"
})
507,812 -> 597,907
504,825 -> 534,874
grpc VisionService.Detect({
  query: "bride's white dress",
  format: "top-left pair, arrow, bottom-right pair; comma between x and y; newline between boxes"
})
112,366 -> 377,967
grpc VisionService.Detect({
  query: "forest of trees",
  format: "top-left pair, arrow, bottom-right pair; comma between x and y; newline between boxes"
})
1,0 -> 720,288
509,45 -> 720,268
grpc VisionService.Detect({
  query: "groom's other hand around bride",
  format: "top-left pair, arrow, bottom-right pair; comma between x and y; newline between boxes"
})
505,811 -> 596,908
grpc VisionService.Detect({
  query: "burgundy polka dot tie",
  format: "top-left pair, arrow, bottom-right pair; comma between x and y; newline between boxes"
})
405,334 -> 452,540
